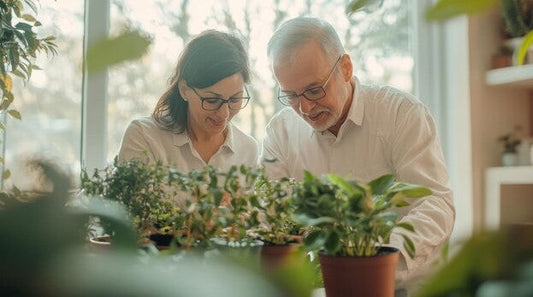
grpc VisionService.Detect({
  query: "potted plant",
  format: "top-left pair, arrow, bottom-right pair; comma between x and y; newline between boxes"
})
80,157 -> 179,249
251,174 -> 304,271
189,165 -> 265,261
498,133 -> 521,166
292,171 -> 432,297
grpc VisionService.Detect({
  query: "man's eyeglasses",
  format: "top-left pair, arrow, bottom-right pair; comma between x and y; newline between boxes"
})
192,86 -> 251,111
277,55 -> 342,106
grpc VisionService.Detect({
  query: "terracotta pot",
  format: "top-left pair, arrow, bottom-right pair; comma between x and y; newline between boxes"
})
260,243 -> 301,272
319,247 -> 400,297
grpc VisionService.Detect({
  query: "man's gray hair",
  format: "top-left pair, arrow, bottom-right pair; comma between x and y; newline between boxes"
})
267,17 -> 345,65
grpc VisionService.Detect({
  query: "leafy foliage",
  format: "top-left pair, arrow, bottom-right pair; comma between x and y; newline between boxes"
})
86,29 -> 152,73
423,0 -> 500,21
81,161 -> 268,250
252,175 -> 302,245
0,159 -> 284,297
0,0 -> 57,118
501,0 -> 533,38
292,171 -> 431,257
416,228 -> 533,297
498,133 -> 522,153
80,157 -> 178,238
169,165 -> 262,249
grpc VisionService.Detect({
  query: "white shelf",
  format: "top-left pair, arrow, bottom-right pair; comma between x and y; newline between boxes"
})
485,64 -> 533,88
486,166 -> 533,183
485,166 -> 533,230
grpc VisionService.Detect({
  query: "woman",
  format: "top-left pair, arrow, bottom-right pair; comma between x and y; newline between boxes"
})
118,30 -> 259,172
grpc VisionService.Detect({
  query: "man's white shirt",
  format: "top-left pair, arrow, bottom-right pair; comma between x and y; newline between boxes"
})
262,77 -> 455,289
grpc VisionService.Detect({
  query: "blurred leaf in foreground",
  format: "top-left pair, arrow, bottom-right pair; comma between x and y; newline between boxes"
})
86,30 -> 152,73
425,0 -> 500,21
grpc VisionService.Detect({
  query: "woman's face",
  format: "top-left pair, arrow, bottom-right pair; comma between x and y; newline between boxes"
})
182,73 -> 247,137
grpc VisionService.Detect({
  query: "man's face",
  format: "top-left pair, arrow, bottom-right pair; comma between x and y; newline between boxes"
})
273,42 -> 352,133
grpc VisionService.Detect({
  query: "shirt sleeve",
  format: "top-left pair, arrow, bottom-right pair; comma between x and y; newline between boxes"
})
388,101 -> 455,286
117,120 -> 156,164
261,113 -> 290,179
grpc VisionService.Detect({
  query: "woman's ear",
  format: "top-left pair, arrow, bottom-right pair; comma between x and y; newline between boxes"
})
340,54 -> 353,82
177,80 -> 190,101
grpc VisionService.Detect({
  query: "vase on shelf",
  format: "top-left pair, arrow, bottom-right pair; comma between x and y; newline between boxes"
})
502,151 -> 517,167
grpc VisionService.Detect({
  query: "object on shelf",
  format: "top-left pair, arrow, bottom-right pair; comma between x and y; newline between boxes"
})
503,37 -> 533,65
502,151 -> 518,166
498,133 -> 521,166
516,138 -> 533,165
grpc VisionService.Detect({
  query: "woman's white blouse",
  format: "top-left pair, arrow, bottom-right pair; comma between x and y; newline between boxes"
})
118,116 -> 259,172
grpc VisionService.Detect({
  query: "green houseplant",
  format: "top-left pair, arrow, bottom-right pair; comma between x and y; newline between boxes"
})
169,164 -> 262,250
251,174 -> 305,271
80,157 -> 178,248
1,159 -> 287,297
292,171 -> 431,297
81,161 -> 264,251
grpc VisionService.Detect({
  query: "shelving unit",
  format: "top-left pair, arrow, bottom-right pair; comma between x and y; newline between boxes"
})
485,64 -> 533,88
485,166 -> 533,229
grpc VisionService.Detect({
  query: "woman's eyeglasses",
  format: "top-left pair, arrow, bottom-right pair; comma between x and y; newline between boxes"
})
192,86 -> 251,111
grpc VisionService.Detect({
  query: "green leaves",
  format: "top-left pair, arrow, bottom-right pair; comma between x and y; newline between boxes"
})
303,229 -> 327,251
293,172 -> 431,258
401,234 -> 416,259
0,0 -> 57,136
425,0 -> 500,21
345,0 -> 384,16
86,30 -> 152,73
368,174 -> 395,195
345,0 -> 370,15
327,173 -> 356,196
7,109 -> 21,120
416,231 -> 510,297
324,230 -> 341,255
293,214 -> 335,227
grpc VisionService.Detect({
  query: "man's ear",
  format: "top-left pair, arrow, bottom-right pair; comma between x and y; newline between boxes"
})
340,54 -> 353,82
177,80 -> 190,101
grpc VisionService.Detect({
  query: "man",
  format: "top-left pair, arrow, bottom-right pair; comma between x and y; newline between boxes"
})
262,16 -> 455,291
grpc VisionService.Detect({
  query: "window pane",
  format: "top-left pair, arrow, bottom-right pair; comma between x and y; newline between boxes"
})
107,0 -> 412,160
5,0 -> 84,186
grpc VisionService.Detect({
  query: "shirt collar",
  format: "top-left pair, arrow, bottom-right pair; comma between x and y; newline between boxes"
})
347,76 -> 364,126
311,76 -> 364,138
172,123 -> 235,153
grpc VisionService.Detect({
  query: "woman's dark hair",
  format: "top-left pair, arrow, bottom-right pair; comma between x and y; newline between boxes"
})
152,30 -> 250,132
